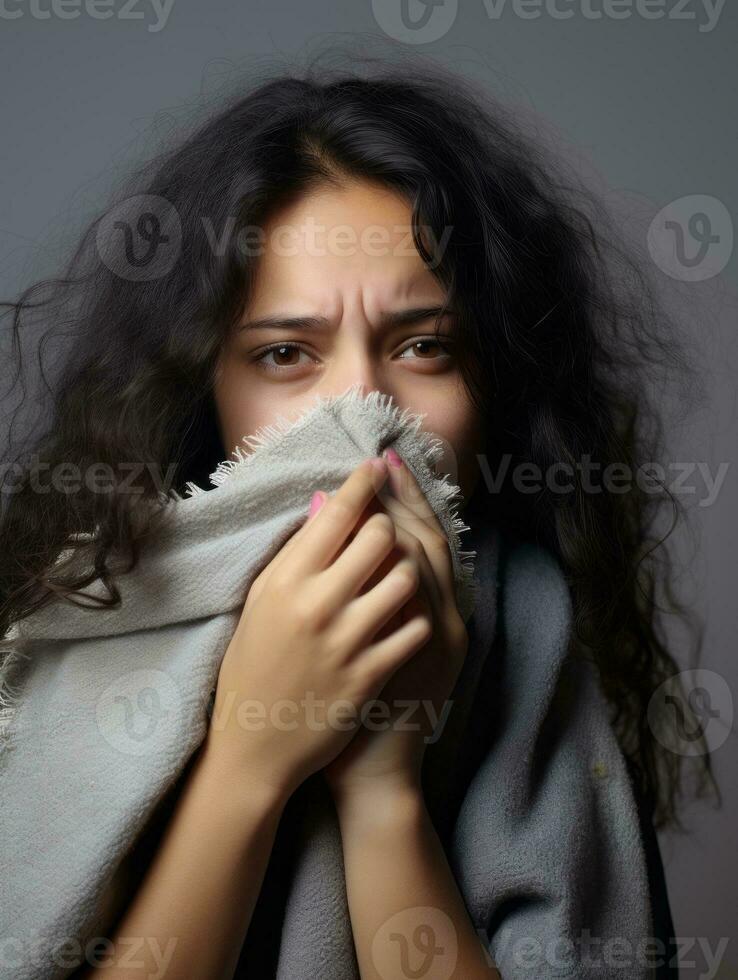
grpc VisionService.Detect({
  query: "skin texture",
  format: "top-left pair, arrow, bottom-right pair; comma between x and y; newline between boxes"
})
212,178 -> 485,505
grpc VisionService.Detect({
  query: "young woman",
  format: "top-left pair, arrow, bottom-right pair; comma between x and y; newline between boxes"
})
0,58 -> 719,978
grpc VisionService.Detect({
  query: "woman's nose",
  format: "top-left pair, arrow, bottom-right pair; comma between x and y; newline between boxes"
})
326,377 -> 391,404
342,381 -> 373,400
319,346 -> 397,406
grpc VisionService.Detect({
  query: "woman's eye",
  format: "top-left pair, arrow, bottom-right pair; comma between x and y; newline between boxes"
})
252,337 -> 453,374
253,343 -> 312,372
397,338 -> 453,361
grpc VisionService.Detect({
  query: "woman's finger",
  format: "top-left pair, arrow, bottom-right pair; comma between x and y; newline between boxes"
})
276,457 -> 389,579
380,448 -> 458,609
387,519 -> 442,611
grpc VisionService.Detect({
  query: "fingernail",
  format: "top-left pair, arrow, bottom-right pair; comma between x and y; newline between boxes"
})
308,490 -> 325,516
368,457 -> 387,473
384,447 -> 403,468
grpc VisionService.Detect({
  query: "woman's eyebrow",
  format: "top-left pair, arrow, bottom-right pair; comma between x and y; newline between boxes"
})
239,306 -> 454,333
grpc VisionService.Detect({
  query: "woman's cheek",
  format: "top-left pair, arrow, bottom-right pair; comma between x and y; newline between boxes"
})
412,402 -> 484,501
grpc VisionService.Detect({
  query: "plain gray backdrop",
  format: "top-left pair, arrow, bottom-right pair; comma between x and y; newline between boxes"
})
1,2 -> 736,976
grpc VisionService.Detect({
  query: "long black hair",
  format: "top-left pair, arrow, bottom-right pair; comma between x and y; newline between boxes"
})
0,49 -> 719,830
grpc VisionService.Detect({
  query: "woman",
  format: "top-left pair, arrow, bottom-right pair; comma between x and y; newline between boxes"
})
0,57 -> 719,978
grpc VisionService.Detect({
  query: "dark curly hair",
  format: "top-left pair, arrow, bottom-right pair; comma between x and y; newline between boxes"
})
0,47 -> 720,831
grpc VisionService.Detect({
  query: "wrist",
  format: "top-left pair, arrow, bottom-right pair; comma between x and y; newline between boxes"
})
331,774 -> 426,833
197,731 -> 293,815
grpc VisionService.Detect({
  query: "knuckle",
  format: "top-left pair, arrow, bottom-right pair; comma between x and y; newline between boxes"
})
394,558 -> 420,591
428,530 -> 451,556
355,652 -> 390,693
329,498 -> 352,523
295,581 -> 332,631
364,512 -> 395,547
291,592 -> 319,628
420,613 -> 434,636
409,536 -> 425,560
269,566 -> 294,595
319,626 -> 346,665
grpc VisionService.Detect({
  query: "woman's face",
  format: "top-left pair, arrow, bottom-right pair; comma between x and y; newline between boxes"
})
213,179 -> 485,507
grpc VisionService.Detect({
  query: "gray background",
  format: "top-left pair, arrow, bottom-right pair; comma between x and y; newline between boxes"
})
1,2 -> 736,976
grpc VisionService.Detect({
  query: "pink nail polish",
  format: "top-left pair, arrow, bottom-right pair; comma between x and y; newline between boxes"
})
385,447 -> 403,468
308,491 -> 324,516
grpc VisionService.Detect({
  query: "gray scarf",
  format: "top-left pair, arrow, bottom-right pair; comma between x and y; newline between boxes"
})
0,386 -> 654,979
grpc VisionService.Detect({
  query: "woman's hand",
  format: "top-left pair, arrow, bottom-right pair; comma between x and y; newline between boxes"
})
205,456 -> 434,803
323,447 -> 469,804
